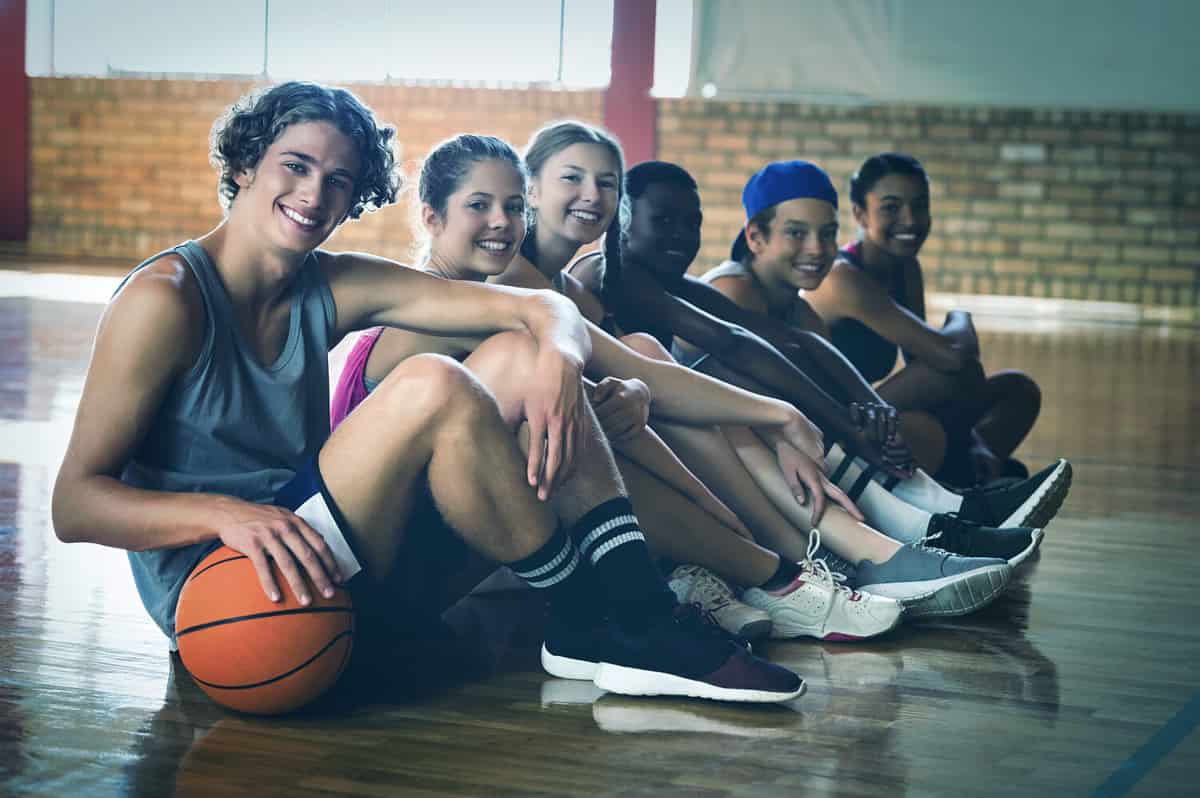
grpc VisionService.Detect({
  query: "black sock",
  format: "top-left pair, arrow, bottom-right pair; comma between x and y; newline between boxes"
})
506,525 -> 598,624
569,497 -> 676,631
759,557 -> 801,591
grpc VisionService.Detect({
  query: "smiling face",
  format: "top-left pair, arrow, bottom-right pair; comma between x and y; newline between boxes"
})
624,181 -> 703,281
232,121 -> 360,255
529,142 -> 621,248
854,173 -> 931,259
746,197 -> 839,293
425,158 -> 527,280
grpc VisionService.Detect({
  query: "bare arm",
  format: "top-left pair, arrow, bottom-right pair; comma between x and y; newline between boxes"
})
684,274 -> 885,409
327,252 -> 591,498
812,261 -> 978,374
52,262 -> 341,603
628,285 -> 889,462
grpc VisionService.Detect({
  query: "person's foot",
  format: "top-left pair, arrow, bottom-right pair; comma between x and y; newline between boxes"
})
957,458 -> 1072,529
855,545 -> 1012,619
742,558 -> 904,641
590,605 -> 806,703
668,565 -> 773,641
923,513 -> 1043,566
541,613 -> 613,681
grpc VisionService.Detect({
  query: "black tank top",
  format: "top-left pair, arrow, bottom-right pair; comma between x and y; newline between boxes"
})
829,241 -> 908,383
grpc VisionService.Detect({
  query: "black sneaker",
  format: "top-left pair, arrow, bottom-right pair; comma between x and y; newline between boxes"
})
924,513 -> 1043,566
957,459 -> 1072,529
592,605 -> 806,703
541,615 -> 611,681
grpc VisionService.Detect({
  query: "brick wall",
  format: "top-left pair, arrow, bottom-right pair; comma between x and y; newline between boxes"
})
660,100 -> 1200,308
25,77 -> 1200,310
27,78 -> 603,264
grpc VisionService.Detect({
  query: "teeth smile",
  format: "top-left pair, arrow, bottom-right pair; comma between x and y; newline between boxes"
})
477,241 -> 510,252
281,206 -> 319,227
569,210 -> 601,223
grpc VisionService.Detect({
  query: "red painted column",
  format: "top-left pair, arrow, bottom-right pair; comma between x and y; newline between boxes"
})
605,0 -> 657,167
0,0 -> 29,240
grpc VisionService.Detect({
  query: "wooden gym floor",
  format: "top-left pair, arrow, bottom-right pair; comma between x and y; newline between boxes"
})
1,266 -> 1198,797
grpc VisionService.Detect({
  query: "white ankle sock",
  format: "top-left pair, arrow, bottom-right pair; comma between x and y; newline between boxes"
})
888,468 -> 963,515
824,445 -> 934,543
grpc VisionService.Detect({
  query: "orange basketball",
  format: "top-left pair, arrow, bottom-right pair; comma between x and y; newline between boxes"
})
175,545 -> 354,715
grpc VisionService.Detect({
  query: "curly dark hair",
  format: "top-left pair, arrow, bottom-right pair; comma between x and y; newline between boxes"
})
210,81 -> 401,219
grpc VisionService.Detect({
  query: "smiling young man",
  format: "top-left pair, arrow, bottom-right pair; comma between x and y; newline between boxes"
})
51,82 -> 805,706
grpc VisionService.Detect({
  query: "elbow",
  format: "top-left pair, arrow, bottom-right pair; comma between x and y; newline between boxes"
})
51,476 -> 90,544
51,493 -> 82,544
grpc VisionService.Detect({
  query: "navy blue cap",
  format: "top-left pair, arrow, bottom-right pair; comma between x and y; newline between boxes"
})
730,160 -> 838,261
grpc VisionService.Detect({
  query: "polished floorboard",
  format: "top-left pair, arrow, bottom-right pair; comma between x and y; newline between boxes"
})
1,268 -> 1198,797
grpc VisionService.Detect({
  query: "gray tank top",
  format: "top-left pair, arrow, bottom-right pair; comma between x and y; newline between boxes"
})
119,240 -> 337,641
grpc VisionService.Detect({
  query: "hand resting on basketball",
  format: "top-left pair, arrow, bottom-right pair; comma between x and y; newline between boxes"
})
213,495 -> 343,606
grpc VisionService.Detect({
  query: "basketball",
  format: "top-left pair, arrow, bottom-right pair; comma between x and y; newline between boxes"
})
175,545 -> 355,715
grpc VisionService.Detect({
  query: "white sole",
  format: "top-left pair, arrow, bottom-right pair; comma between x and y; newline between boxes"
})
1001,459 -> 1072,528
858,562 -> 1012,618
1007,528 -> 1044,567
767,604 -> 905,641
593,662 -> 805,703
541,644 -> 598,681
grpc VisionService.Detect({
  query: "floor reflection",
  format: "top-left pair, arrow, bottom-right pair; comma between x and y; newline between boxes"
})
3,270 -> 1199,796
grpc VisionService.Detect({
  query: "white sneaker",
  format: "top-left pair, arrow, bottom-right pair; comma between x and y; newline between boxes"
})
667,565 -> 773,641
742,530 -> 905,641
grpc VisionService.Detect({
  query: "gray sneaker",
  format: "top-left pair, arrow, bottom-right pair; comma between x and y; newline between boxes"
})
855,544 -> 1011,619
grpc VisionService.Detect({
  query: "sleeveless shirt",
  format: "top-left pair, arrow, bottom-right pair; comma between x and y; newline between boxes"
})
828,242 -> 908,383
119,240 -> 337,641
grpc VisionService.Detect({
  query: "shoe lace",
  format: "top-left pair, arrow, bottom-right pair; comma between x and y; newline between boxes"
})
913,514 -> 963,558
800,528 -> 855,598
920,512 -> 984,553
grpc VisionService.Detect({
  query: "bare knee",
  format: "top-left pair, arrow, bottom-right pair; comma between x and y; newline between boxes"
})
376,353 -> 495,426
621,332 -> 673,362
990,370 -> 1041,415
462,331 -> 539,425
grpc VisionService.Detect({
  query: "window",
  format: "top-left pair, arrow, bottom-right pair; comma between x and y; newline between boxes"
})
26,0 -> 618,88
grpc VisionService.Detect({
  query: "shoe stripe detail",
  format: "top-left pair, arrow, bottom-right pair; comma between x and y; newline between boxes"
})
829,456 -> 855,486
579,514 -> 639,554
847,465 -> 878,501
587,530 -> 646,563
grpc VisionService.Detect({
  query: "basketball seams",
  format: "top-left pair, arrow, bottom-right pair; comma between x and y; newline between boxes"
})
185,552 -> 248,583
189,630 -> 353,691
175,545 -> 355,714
175,605 -> 354,637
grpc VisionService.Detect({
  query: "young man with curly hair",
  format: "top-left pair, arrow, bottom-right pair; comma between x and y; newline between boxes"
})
51,82 -> 804,705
